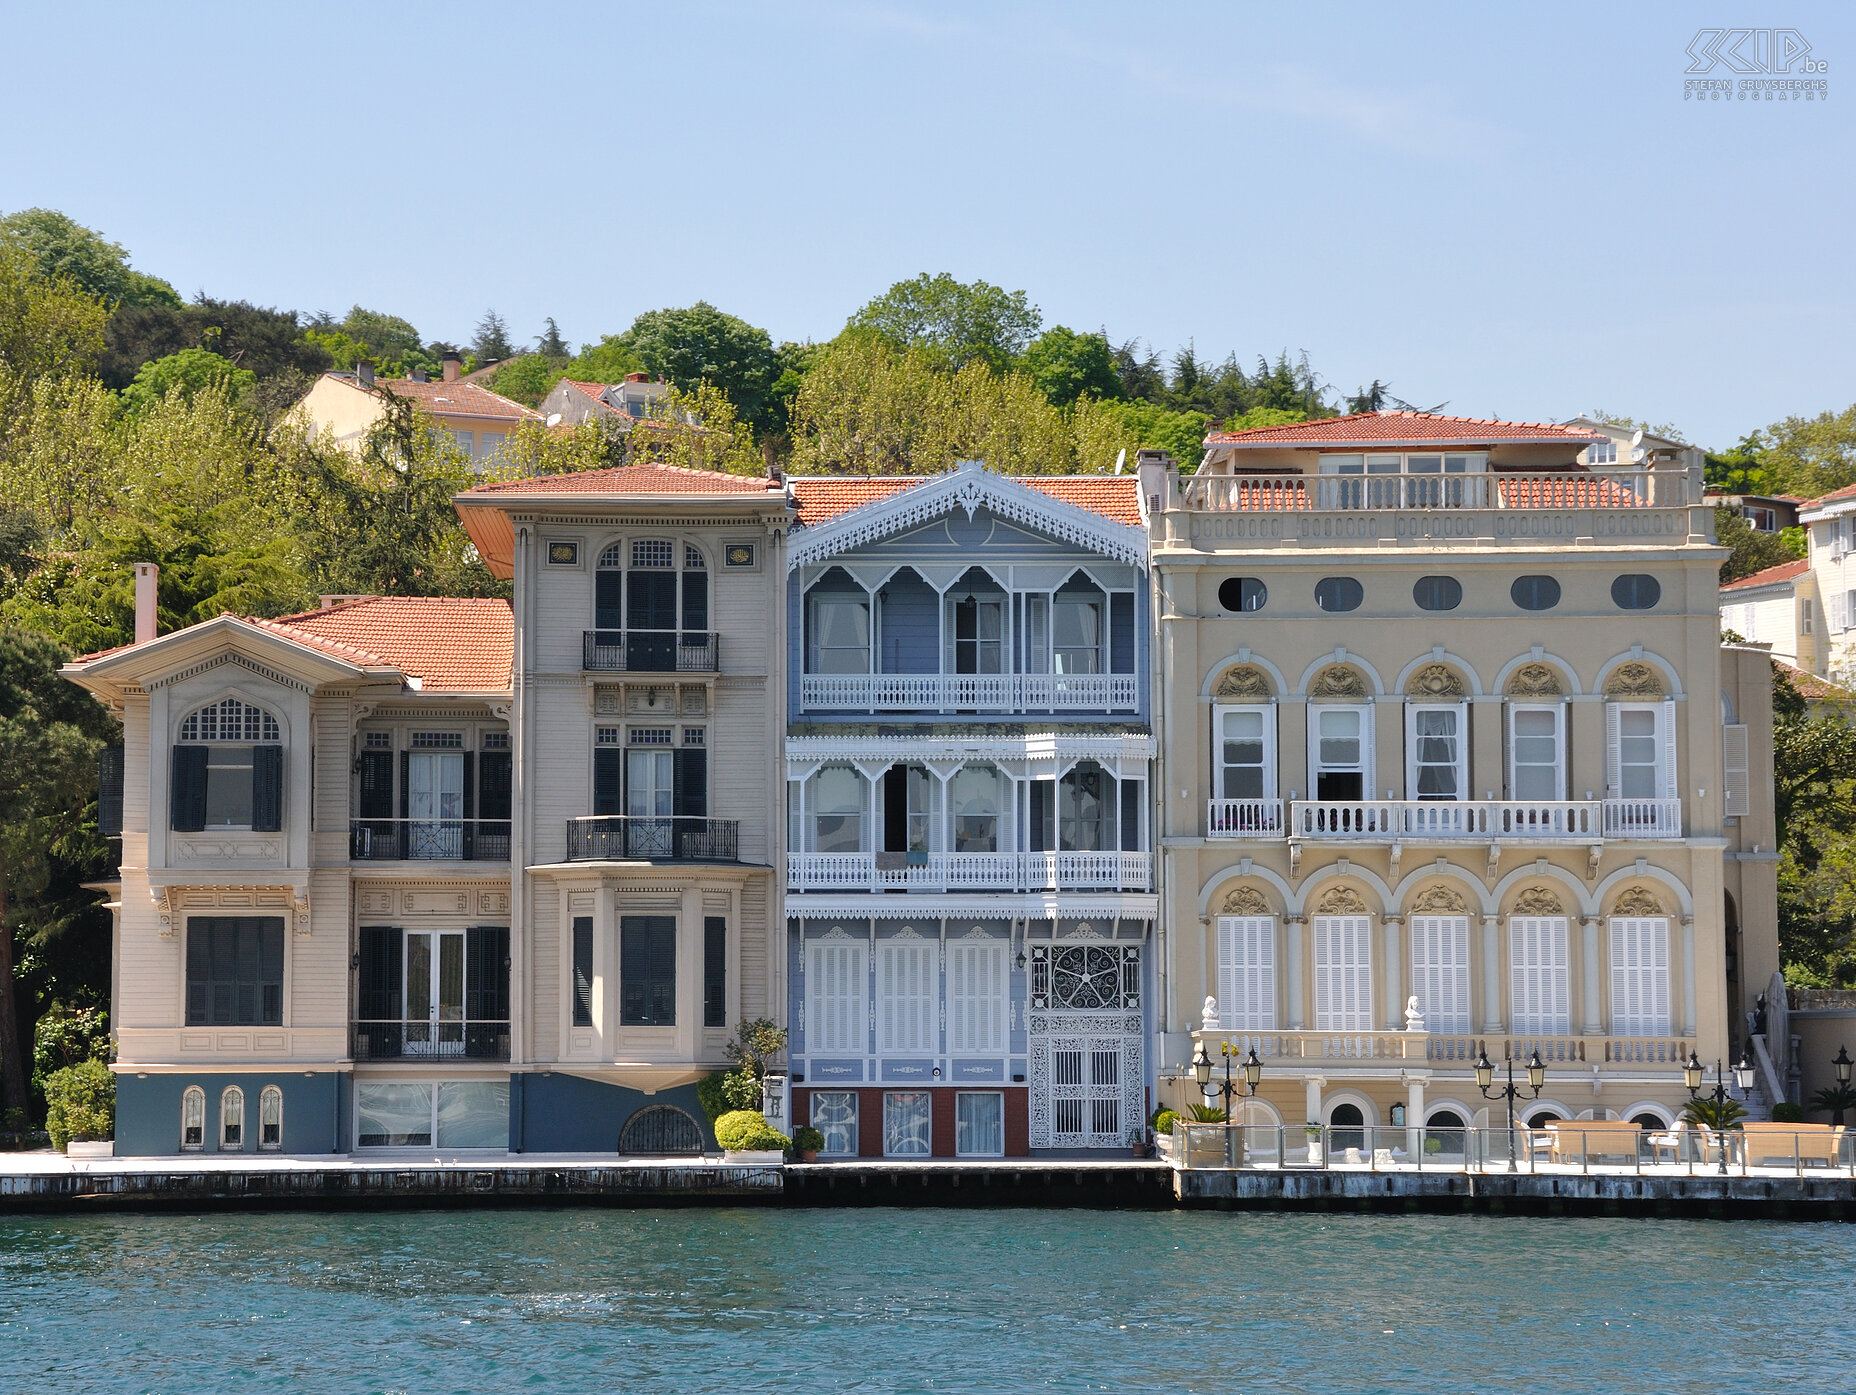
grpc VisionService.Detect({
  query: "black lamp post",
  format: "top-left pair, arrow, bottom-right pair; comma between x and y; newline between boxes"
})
1474,1047 -> 1545,1171
1685,1049 -> 1756,1176
1193,1041 -> 1263,1166
1831,1045 -> 1852,1125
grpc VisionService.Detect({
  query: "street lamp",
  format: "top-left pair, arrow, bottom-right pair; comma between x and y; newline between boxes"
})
1685,1049 -> 1755,1176
1474,1047 -> 1546,1171
1830,1045 -> 1852,1126
1194,1040 -> 1262,1166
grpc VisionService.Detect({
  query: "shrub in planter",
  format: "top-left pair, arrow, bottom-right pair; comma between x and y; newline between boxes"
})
791,1125 -> 825,1158
45,1059 -> 114,1152
1770,1101 -> 1808,1124
1152,1108 -> 1179,1137
714,1109 -> 791,1153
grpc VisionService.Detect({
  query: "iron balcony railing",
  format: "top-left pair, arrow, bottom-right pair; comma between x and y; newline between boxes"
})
350,819 -> 512,861
582,630 -> 719,673
566,815 -> 741,863
1178,467 -> 1694,513
798,671 -> 1139,714
350,1019 -> 511,1061
787,849 -> 1152,893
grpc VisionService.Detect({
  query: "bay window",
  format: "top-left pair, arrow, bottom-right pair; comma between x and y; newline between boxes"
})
172,697 -> 283,832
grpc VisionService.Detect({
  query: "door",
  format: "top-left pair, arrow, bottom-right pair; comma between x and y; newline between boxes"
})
627,570 -> 678,669
953,598 -> 1003,674
405,930 -> 465,1055
407,752 -> 464,858
1049,1039 -> 1125,1147
627,748 -> 674,857
1029,942 -> 1144,1149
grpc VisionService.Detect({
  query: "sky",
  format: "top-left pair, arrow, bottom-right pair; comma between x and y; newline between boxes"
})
3,1 -> 1852,450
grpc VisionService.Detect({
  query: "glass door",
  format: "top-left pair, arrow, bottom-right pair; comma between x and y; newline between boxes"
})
407,751 -> 465,858
405,930 -> 464,1055
627,747 -> 674,857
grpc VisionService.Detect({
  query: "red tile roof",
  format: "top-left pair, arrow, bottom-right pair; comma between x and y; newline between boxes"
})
1721,558 -> 1809,592
1801,481 -> 1856,512
459,463 -> 772,497
1775,659 -> 1855,703
1205,411 -> 1606,448
562,379 -> 611,404
252,596 -> 513,692
787,474 -> 1142,528
377,378 -> 541,421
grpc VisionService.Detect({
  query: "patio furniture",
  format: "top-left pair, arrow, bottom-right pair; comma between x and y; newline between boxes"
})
1739,1121 -> 1846,1168
1544,1120 -> 1645,1165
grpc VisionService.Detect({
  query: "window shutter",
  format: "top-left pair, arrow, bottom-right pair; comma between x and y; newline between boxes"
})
98,747 -> 125,836
398,750 -> 410,821
593,748 -> 623,817
465,925 -> 510,1023
703,917 -> 727,1028
478,751 -> 512,821
1610,917 -> 1671,1036
358,751 -> 395,819
571,916 -> 594,1026
171,745 -> 208,831
1510,917 -> 1570,1035
1313,916 -> 1371,1031
595,569 -> 623,630
357,926 -> 403,1022
1410,915 -> 1470,1034
674,749 -> 707,818
681,570 -> 708,632
1218,916 -> 1276,1031
1604,703 -> 1622,796
806,940 -> 867,1054
1722,724 -> 1751,816
1360,709 -> 1376,800
251,744 -> 283,832
879,941 -> 937,1053
460,751 -> 476,859
1832,591 -> 1849,634
1660,699 -> 1679,802
948,941 -> 1006,1053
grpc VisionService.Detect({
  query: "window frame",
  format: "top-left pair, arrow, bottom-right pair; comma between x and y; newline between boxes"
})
1609,916 -> 1672,1036
1510,915 -> 1571,1035
1606,700 -> 1677,802
1312,914 -> 1373,1032
185,917 -> 285,1027
181,1085 -> 206,1151
810,1090 -> 858,1156
805,580 -> 873,675
258,1084 -> 283,1150
1506,702 -> 1566,803
1408,914 -> 1472,1034
220,1085 -> 245,1151
1308,703 -> 1373,803
1412,575 -> 1463,612
883,1089 -> 933,1157
1214,703 -> 1277,804
1405,701 -> 1468,803
1611,573 -> 1662,610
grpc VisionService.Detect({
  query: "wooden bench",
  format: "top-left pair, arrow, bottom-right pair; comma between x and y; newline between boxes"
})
1739,1121 -> 1846,1167
1544,1120 -> 1645,1165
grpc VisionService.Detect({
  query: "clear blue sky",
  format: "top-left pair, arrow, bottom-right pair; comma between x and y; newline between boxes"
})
4,1 -> 1851,450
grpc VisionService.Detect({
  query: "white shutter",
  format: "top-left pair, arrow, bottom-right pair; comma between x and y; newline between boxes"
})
1722,724 -> 1751,816
1409,915 -> 1471,1034
805,939 -> 868,1054
1313,916 -> 1372,1031
1660,699 -> 1679,802
1360,706 -> 1377,800
1217,916 -> 1276,1031
1609,917 -> 1671,1036
947,940 -> 1007,1053
1832,591 -> 1849,634
1510,916 -> 1570,1034
1604,702 -> 1622,796
878,940 -> 937,1053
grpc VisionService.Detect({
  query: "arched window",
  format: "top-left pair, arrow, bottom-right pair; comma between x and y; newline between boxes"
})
259,1085 -> 283,1150
1424,1109 -> 1468,1159
181,1086 -> 206,1151
595,538 -> 709,664
1328,1101 -> 1366,1151
1630,1110 -> 1669,1130
618,1104 -> 705,1155
220,1086 -> 245,1150
179,697 -> 280,744
173,697 -> 283,833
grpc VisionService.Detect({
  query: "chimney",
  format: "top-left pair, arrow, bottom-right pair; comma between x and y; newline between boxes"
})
624,371 -> 650,383
763,437 -> 783,487
409,367 -> 429,383
134,563 -> 159,645
442,351 -> 462,383
357,361 -> 375,388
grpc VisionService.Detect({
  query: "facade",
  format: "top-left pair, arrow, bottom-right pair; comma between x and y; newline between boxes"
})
1146,410 -> 1779,1145
291,367 -> 541,467
782,464 -> 1157,1157
1719,559 -> 1808,666
1796,483 -> 1856,686
1706,492 -> 1802,535
538,373 -> 672,429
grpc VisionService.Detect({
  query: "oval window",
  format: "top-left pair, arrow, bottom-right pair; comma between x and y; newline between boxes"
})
1218,577 -> 1267,613
1313,577 -> 1364,613
1511,575 -> 1561,611
1413,576 -> 1462,611
1611,574 -> 1661,610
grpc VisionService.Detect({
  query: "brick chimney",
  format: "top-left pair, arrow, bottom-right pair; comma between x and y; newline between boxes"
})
624,371 -> 650,383
442,351 -> 462,383
134,563 -> 159,645
357,361 -> 375,388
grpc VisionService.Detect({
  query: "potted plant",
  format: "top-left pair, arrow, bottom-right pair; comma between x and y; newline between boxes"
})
1152,1108 -> 1180,1161
1304,1123 -> 1324,1164
714,1109 -> 791,1164
1129,1125 -> 1147,1158
45,1060 -> 114,1159
791,1125 -> 825,1163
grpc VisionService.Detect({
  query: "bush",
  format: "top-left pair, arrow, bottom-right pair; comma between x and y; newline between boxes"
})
791,1125 -> 825,1154
1152,1108 -> 1179,1137
714,1109 -> 790,1153
44,1060 -> 114,1150
33,1002 -> 110,1099
1771,1101 -> 1808,1123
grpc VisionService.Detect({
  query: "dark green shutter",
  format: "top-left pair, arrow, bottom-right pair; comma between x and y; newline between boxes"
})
593,748 -> 623,816
186,921 -> 209,1024
171,746 -> 208,831
682,570 -> 708,632
478,751 -> 512,820
595,569 -> 623,630
251,745 -> 283,831
466,925 -> 510,1021
398,750 -> 410,821
358,751 -> 395,818
258,918 -> 284,1023
357,926 -> 404,1021
674,749 -> 707,817
703,917 -> 726,1027
572,916 -> 594,1026
621,915 -> 676,1026
98,747 -> 124,836
461,751 -> 476,858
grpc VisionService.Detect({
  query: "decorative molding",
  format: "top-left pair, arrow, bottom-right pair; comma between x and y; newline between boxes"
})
1213,665 -> 1272,700
1307,665 -> 1368,699
146,651 -> 312,693
1506,662 -> 1564,698
1409,884 -> 1467,913
1221,886 -> 1272,916
152,887 -> 174,937
293,892 -> 311,936
1604,661 -> 1664,698
786,462 -> 1147,571
1612,885 -> 1666,916
1314,886 -> 1369,914
1511,885 -> 1564,915
1405,663 -> 1467,699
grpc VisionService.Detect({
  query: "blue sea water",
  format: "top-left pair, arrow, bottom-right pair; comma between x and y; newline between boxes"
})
2,1207 -> 1852,1394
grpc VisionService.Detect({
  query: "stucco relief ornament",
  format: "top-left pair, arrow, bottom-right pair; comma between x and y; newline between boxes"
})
1613,886 -> 1665,916
1511,885 -> 1563,915
1214,665 -> 1272,700
1406,663 -> 1466,699
1202,995 -> 1220,1031
1506,662 -> 1564,697
1308,665 -> 1368,699
1222,886 -> 1271,915
1605,661 -> 1664,698
1314,886 -> 1369,914
1410,884 -> 1467,913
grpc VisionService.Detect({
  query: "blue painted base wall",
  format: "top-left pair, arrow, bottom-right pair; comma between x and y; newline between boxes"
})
115,1072 -> 348,1157
515,1074 -> 716,1154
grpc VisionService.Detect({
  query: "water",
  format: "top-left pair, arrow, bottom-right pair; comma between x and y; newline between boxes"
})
2,1207 -> 1852,1394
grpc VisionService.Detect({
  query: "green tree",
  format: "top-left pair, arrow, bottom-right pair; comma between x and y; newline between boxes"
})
120,348 -> 256,415
0,208 -> 180,309
1705,433 -> 1769,494
305,306 -> 433,377
1756,404 -> 1856,500
618,303 -> 781,428
1022,326 -> 1119,407
1073,397 -> 1212,471
488,354 -> 567,408
0,243 -> 109,431
535,317 -> 571,358
472,309 -> 516,363
1771,665 -> 1856,986
100,297 -> 332,391
565,334 -> 645,384
847,272 -> 1041,372
1716,505 -> 1804,583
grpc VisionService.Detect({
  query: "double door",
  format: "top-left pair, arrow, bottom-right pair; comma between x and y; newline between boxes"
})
405,929 -> 464,1055
407,751 -> 464,859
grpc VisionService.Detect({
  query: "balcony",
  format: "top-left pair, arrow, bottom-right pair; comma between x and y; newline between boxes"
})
1193,1027 -> 1693,1071
582,629 -> 719,673
1179,468 -> 1688,513
565,815 -> 740,863
350,819 -> 512,861
350,1019 -> 511,1061
1601,798 -> 1684,839
799,671 -> 1139,714
787,850 -> 1151,893
1208,799 -> 1287,837
1287,800 -> 1605,841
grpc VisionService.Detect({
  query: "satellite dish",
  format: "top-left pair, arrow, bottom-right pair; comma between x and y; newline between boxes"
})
1630,429 -> 1645,448
1113,448 -> 1127,475
1630,447 -> 1646,463
546,412 -> 563,428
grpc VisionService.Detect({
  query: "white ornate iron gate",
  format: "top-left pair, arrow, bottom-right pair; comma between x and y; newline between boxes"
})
1028,941 -> 1143,1149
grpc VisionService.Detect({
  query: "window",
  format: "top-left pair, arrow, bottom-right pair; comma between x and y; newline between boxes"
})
685,544 -> 705,570
1802,598 -> 1814,635
1314,577 -> 1364,612
1409,915 -> 1471,1034
1317,451 -> 1484,507
220,1086 -> 244,1150
956,1093 -> 1005,1156
181,1086 -> 205,1150
1511,575 -> 1561,610
877,937 -> 937,1053
1058,764 -> 1116,851
1610,916 -> 1671,1036
806,574 -> 871,674
632,539 -> 674,568
1607,701 -> 1676,807
880,765 -> 933,854
1406,705 -> 1466,801
259,1085 -> 283,1150
804,937 -> 868,1054
953,592 -> 1005,675
1313,915 -> 1372,1031
356,1081 -> 507,1149
1510,916 -> 1571,1034
949,766 -> 1000,853
356,1082 -> 433,1147
811,767 -> 866,853
1218,577 -> 1267,612
1508,705 -> 1565,801
811,1091 -> 858,1156
1588,440 -> 1617,466
947,939 -> 1008,1053
620,916 -> 676,1026
174,699 -> 282,832
884,1090 -> 932,1157
1216,705 -> 1276,801
1611,574 -> 1662,609
1723,723 -> 1751,817
1311,706 -> 1371,801
1413,576 -> 1462,611
703,917 -> 727,1028
1217,915 -> 1276,1030
572,916 -> 594,1027
452,429 -> 475,457
186,918 -> 284,1026
1052,578 -> 1104,674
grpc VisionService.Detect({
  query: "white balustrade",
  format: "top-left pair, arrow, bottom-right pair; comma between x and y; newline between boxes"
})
799,671 -> 1138,713
1193,1028 -> 1694,1071
1207,799 -> 1285,838
1178,468 -> 1681,513
787,850 -> 1151,892
1601,798 -> 1683,839
1289,800 -> 1605,841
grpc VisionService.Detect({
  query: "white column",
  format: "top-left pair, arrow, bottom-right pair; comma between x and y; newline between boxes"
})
1681,915 -> 1697,1036
1285,915 -> 1305,1030
1383,914 -> 1403,1031
1304,1074 -> 1324,1127
1581,915 -> 1602,1036
1406,1076 -> 1426,1160
1481,914 -> 1501,1033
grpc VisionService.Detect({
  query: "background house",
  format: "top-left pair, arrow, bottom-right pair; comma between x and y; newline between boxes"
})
291,362 -> 541,468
